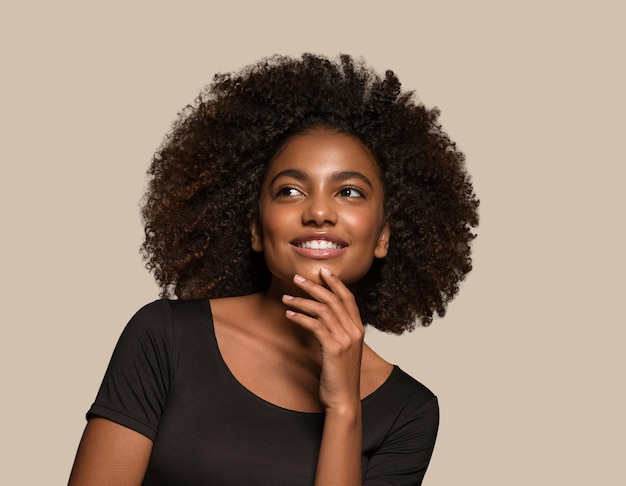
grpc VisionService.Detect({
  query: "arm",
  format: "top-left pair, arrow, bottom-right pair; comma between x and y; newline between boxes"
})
315,403 -> 362,485
363,396 -> 439,485
69,301 -> 171,485
283,267 -> 365,485
68,418 -> 152,486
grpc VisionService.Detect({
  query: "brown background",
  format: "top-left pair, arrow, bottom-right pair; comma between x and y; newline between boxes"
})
2,1 -> 624,484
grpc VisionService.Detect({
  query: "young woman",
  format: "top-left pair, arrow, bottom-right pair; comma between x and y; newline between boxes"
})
69,54 -> 479,485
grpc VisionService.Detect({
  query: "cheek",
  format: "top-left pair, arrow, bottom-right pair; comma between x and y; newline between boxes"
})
345,209 -> 384,240
260,207 -> 293,242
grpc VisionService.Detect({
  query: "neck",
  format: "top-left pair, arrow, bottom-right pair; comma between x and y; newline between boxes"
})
253,286 -> 319,351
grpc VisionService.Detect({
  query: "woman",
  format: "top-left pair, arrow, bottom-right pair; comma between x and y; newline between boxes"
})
69,54 -> 479,485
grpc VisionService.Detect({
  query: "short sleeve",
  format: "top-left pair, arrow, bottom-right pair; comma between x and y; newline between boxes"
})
364,395 -> 439,485
87,299 -> 174,441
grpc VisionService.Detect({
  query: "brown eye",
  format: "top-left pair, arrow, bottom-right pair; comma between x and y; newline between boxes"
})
338,186 -> 365,198
275,186 -> 303,198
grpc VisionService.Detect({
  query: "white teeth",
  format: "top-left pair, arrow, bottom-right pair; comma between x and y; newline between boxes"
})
297,240 -> 343,250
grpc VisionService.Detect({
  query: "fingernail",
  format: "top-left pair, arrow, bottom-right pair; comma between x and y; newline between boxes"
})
293,274 -> 306,283
320,266 -> 332,276
286,309 -> 296,317
283,294 -> 294,301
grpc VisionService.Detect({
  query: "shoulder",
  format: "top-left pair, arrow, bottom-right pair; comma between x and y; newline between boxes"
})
125,298 -> 210,332
362,368 -> 439,482
378,367 -> 438,418
361,345 -> 434,409
111,300 -> 172,350
127,299 -> 171,325
387,367 -> 437,406
209,294 -> 262,325
114,299 -> 213,363
364,366 -> 438,431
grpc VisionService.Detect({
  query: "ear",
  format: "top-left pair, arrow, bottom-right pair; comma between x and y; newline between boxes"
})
374,222 -> 391,259
249,217 -> 264,252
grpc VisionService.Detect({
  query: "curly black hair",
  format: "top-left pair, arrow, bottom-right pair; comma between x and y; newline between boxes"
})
141,53 -> 479,334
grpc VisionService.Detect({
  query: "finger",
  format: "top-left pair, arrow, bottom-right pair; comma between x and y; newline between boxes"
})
284,305 -> 325,331
284,305 -> 358,360
284,305 -> 339,347
292,273 -> 335,302
318,267 -> 361,320
288,277 -> 363,340
293,271 -> 361,329
282,294 -> 346,336
290,275 -> 355,329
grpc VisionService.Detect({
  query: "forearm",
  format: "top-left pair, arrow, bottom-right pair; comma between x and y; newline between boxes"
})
314,403 -> 363,486
68,418 -> 152,486
284,270 -> 365,484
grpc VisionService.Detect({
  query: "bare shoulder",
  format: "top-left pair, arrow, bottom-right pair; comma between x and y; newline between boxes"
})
209,293 -> 262,329
360,344 -> 394,399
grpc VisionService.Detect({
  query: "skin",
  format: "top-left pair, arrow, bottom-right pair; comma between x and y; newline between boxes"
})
251,128 -> 390,290
69,129 -> 393,485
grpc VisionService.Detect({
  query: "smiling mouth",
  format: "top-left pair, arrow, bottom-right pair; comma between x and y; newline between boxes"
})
293,239 -> 346,250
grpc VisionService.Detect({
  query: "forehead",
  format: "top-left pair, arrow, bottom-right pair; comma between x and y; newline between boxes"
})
265,129 -> 381,181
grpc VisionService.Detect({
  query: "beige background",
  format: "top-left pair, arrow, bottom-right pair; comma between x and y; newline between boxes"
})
2,1 -> 624,484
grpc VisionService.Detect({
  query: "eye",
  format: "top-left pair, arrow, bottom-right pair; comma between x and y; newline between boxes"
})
338,186 -> 366,199
274,185 -> 304,198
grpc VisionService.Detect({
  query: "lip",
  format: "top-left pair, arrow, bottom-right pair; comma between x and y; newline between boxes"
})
290,233 -> 348,260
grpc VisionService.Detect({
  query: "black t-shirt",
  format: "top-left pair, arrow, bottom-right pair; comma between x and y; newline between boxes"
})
88,299 -> 439,485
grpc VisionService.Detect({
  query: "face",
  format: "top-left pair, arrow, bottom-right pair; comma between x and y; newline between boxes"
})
251,128 -> 390,290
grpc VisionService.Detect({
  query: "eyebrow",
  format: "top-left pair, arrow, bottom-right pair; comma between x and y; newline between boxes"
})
269,169 -> 374,189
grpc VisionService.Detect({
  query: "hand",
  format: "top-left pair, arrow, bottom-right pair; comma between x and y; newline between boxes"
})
282,267 -> 364,412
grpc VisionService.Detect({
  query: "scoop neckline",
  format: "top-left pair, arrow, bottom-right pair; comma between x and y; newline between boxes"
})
202,299 -> 399,416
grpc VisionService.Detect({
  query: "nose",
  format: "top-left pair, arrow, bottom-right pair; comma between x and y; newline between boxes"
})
302,192 -> 338,226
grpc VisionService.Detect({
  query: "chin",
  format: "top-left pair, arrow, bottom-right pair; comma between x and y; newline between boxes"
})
307,267 -> 362,286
